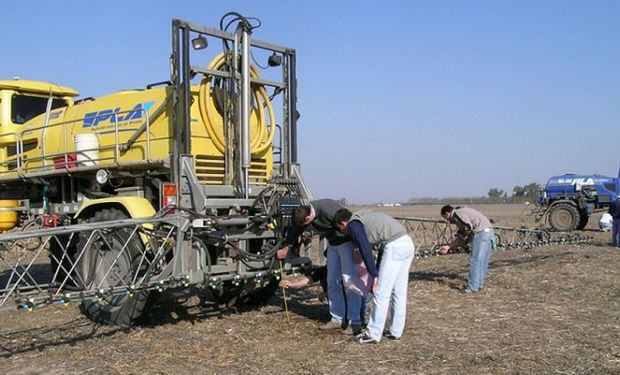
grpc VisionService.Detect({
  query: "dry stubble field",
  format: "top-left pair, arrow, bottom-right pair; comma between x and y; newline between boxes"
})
0,204 -> 619,374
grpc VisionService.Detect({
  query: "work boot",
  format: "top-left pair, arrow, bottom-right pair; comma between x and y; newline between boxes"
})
383,332 -> 401,340
341,324 -> 362,336
356,333 -> 378,344
318,320 -> 343,331
460,287 -> 479,294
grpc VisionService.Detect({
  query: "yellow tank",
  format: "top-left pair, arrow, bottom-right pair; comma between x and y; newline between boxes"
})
0,53 -> 276,186
0,200 -> 18,231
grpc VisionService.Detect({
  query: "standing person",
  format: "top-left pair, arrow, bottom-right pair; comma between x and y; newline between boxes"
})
438,205 -> 494,293
276,199 -> 364,334
333,209 -> 415,344
608,196 -> 620,247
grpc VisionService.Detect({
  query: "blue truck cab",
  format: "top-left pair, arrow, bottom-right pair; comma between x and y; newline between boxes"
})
537,169 -> 620,231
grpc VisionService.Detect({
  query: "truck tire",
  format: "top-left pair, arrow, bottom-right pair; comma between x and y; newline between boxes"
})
75,208 -> 149,327
548,203 -> 579,232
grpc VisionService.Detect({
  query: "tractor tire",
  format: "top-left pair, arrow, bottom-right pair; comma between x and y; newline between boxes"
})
75,208 -> 149,327
576,214 -> 589,230
547,203 -> 579,232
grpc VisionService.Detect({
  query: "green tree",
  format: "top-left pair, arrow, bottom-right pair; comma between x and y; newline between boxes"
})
512,185 -> 525,197
488,187 -> 505,199
524,183 -> 542,201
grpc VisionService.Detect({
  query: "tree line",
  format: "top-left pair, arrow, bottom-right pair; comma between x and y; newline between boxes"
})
406,182 -> 542,205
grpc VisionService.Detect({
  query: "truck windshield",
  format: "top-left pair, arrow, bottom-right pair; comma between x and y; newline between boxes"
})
11,94 -> 67,124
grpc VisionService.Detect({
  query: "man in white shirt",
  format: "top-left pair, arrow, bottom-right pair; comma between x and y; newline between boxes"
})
599,212 -> 613,232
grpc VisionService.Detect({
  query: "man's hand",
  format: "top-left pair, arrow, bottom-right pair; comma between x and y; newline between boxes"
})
438,245 -> 450,255
276,246 -> 290,259
279,276 -> 311,289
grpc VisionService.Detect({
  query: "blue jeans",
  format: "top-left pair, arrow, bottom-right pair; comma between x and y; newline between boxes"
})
469,229 -> 494,291
612,221 -> 620,247
366,235 -> 415,341
326,242 -> 363,326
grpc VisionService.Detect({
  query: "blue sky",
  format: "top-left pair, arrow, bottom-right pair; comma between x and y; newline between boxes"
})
2,1 -> 619,204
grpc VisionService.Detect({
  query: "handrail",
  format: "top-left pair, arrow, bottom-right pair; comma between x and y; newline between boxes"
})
0,107 -> 155,179
121,94 -> 168,155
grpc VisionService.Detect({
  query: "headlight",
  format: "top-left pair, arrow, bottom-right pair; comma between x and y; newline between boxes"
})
95,169 -> 109,184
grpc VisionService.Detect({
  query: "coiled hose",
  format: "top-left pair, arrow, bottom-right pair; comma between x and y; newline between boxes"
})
198,52 -> 276,155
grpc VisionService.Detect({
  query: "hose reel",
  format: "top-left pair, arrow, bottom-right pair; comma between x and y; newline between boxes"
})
198,52 -> 276,156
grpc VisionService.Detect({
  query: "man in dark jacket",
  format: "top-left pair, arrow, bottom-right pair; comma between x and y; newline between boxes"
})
277,199 -> 363,334
608,195 -> 620,247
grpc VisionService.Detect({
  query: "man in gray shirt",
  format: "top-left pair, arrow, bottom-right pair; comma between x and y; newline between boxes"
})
438,205 -> 494,293
334,209 -> 415,344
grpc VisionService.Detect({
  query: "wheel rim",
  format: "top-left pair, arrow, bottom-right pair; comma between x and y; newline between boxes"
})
87,235 -> 135,306
550,206 -> 576,231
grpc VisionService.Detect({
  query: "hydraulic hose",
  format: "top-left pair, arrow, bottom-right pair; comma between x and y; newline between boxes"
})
198,52 -> 276,155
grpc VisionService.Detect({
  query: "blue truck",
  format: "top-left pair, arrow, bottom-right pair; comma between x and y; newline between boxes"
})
536,168 -> 620,231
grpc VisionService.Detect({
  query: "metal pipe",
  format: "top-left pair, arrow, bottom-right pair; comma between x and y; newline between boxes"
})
114,112 -> 120,165
180,20 -> 290,53
182,27 -> 191,155
226,28 -> 240,188
281,56 -> 290,176
240,24 -> 252,199
41,93 -> 53,167
121,96 -> 168,154
171,20 -> 181,187
288,51 -> 298,165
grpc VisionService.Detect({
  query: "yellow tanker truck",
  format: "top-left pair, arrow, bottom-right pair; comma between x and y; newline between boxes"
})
0,57 -> 276,229
0,15 -> 310,326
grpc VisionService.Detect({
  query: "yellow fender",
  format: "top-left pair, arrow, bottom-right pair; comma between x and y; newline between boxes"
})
74,197 -> 156,245
75,196 -> 155,219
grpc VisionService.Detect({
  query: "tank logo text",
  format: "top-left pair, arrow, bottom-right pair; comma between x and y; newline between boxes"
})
555,178 -> 595,185
83,101 -> 155,127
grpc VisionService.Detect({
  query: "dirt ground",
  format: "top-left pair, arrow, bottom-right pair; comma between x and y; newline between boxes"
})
1,204 -> 619,374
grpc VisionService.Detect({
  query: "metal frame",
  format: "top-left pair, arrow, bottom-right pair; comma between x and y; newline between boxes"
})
0,213 -> 292,311
0,212 -> 593,312
170,19 -> 299,205
395,217 -> 593,259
